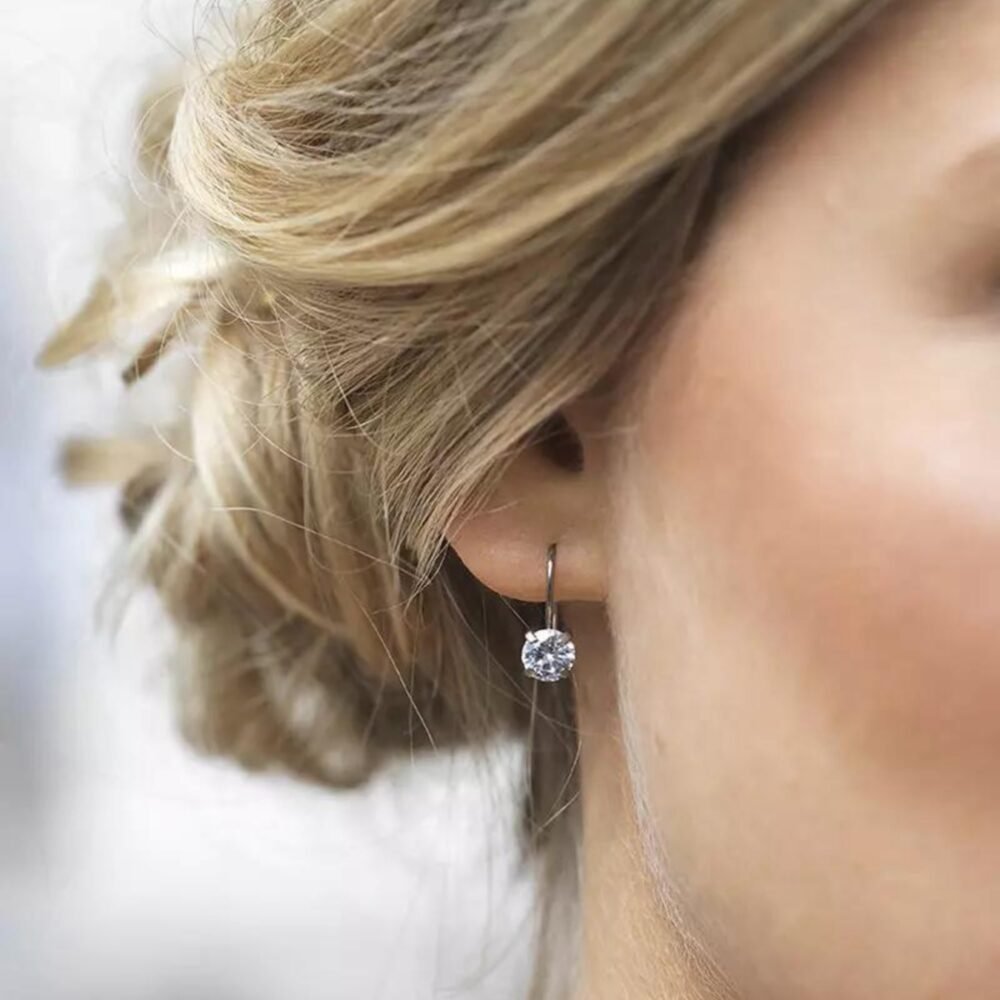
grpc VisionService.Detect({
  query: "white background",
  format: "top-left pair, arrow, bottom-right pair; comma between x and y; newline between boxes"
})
0,2 -> 533,997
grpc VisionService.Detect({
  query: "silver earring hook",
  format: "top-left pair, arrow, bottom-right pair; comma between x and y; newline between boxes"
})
520,540 -> 576,683
545,541 -> 558,630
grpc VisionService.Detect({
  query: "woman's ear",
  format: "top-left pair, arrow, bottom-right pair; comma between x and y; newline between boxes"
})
444,397 -> 613,604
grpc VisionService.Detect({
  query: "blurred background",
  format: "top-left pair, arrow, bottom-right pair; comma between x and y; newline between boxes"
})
0,2 -> 534,997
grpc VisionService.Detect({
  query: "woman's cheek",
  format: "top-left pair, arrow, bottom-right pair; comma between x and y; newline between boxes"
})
767,392 -> 1000,797
609,310 -> 1000,998
648,307 -> 1000,807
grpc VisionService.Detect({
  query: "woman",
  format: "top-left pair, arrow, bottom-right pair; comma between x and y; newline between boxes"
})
40,0 -> 1000,996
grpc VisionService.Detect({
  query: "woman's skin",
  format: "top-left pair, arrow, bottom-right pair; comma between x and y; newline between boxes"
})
449,0 -> 1000,996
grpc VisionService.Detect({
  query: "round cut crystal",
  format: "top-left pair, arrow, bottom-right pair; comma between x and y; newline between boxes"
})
521,628 -> 576,682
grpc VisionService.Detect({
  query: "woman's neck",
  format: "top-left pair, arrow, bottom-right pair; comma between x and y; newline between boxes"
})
568,606 -> 725,1000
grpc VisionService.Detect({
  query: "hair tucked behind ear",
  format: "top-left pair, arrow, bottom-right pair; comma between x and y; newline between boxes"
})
41,1 -> 887,995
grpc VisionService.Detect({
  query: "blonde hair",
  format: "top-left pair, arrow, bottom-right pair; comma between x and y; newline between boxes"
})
41,1 -> 887,995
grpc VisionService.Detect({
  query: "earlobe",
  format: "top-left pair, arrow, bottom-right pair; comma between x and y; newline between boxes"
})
444,407 -> 611,605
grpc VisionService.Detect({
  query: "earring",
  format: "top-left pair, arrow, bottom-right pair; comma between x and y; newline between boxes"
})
520,541 -> 576,682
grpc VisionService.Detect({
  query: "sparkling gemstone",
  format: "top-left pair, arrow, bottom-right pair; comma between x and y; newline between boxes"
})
521,628 -> 576,682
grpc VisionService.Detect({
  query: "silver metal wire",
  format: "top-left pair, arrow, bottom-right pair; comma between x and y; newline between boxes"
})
545,542 -> 558,630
